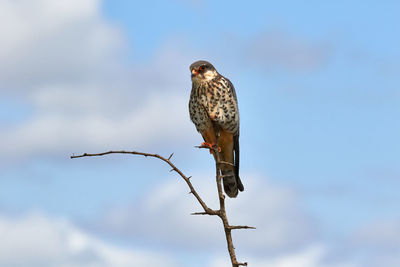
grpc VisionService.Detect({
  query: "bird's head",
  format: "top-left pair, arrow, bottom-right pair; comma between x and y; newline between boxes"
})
190,60 -> 218,84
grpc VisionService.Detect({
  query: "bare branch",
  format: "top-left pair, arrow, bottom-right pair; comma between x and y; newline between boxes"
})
228,225 -> 256,230
71,139 -> 253,266
209,124 -> 247,267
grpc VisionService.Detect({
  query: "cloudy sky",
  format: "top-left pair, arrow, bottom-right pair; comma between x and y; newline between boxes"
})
0,0 -> 399,266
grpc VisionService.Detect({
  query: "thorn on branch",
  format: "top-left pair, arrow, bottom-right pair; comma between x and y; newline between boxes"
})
168,153 -> 174,160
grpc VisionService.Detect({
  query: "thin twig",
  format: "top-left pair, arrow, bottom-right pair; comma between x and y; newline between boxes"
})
71,146 -> 254,266
191,211 -> 219,216
228,225 -> 256,230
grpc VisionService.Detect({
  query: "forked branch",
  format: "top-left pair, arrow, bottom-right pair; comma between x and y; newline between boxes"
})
71,145 -> 254,266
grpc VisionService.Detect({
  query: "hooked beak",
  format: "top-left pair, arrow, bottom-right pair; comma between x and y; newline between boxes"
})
191,68 -> 198,78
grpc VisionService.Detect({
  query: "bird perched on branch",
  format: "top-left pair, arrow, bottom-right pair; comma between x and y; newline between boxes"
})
189,60 -> 244,198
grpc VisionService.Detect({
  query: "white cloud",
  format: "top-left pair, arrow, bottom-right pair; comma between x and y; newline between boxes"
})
0,0 -> 123,89
353,218 -> 400,250
1,88 -> 192,160
96,174 -> 316,253
0,0 -> 196,162
351,218 -> 400,267
0,213 -> 176,267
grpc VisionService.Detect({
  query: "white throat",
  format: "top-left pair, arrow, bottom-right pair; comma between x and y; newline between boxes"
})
203,70 -> 217,81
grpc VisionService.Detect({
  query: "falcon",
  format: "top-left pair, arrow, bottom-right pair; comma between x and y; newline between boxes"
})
188,60 -> 244,198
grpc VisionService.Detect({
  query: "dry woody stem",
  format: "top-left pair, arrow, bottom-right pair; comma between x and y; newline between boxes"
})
71,136 -> 254,266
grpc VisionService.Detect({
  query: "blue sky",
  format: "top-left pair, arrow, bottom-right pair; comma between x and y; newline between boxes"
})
0,0 -> 399,266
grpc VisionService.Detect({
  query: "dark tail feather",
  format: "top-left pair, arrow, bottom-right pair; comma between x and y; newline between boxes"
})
233,134 -> 244,192
236,175 -> 244,192
222,170 -> 238,198
221,134 -> 244,198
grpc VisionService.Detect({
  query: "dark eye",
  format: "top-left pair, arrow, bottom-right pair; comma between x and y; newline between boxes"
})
199,65 -> 206,71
